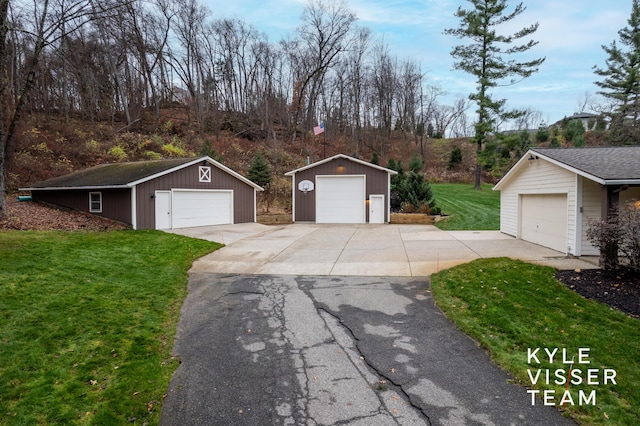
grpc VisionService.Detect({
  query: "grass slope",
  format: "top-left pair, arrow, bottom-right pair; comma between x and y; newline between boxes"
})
431,258 -> 640,425
432,183 -> 500,230
0,231 -> 220,425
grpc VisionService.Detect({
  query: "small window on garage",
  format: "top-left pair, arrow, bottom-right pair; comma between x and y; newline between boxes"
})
199,166 -> 211,182
89,192 -> 102,213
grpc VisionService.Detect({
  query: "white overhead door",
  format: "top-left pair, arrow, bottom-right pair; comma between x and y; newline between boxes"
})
170,190 -> 233,229
316,176 -> 365,223
520,194 -> 567,252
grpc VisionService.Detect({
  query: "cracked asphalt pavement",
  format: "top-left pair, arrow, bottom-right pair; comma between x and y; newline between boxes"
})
160,274 -> 574,425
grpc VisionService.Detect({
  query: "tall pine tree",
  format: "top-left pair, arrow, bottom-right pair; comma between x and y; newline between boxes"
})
445,0 -> 544,189
593,0 -> 640,145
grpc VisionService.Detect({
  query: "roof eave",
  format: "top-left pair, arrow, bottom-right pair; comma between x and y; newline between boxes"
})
285,153 -> 398,176
493,150 -> 535,190
126,156 -> 264,191
529,149 -> 609,185
494,149 -> 640,191
602,179 -> 640,185
20,185 -> 130,191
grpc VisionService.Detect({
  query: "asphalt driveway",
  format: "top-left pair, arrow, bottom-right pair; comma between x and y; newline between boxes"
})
161,273 -> 576,425
160,224 -> 590,425
170,223 -> 598,276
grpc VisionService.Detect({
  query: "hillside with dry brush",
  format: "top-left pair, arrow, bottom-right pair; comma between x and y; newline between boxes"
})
7,109 -> 485,215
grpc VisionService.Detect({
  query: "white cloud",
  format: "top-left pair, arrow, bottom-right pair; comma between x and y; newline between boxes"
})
349,0 -> 456,27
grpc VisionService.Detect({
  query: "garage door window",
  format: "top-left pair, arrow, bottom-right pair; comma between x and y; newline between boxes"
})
89,192 -> 102,213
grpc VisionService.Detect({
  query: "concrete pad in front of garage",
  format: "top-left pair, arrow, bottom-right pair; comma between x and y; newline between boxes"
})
256,249 -> 343,275
399,225 -> 458,241
165,222 -> 273,245
177,223 -> 599,276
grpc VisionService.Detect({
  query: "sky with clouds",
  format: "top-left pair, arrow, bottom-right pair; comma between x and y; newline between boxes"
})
202,0 -> 632,126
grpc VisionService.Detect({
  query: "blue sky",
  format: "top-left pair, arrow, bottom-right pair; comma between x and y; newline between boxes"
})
203,0 -> 631,126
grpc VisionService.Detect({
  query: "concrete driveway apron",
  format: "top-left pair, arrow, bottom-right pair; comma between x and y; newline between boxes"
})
161,224 -> 586,425
179,223 -> 598,276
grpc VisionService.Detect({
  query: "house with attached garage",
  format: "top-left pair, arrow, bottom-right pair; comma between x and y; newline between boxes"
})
20,156 -> 263,230
285,154 -> 398,224
493,146 -> 640,255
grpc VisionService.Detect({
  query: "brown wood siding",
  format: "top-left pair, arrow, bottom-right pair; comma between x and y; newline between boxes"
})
135,163 -> 255,229
31,189 -> 132,224
293,157 -> 389,222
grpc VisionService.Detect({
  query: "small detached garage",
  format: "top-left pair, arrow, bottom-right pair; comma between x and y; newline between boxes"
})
285,154 -> 397,224
494,146 -> 640,255
20,156 -> 263,230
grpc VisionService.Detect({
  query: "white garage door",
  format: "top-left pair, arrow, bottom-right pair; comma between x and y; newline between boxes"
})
316,176 -> 365,223
170,190 -> 233,229
520,194 -> 567,252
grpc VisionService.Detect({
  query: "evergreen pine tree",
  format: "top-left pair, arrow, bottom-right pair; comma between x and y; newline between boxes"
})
247,151 -> 272,188
448,146 -> 463,169
445,0 -> 545,189
371,151 -> 379,165
593,0 -> 640,144
408,154 -> 423,173
199,140 -> 224,162
397,172 -> 437,212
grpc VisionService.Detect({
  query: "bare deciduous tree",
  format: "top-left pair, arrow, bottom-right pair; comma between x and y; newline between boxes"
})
0,0 -> 129,216
512,107 -> 543,131
289,0 -> 356,145
0,0 -> 490,216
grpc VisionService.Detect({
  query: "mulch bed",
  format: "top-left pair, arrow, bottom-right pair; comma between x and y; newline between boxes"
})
555,268 -> 640,318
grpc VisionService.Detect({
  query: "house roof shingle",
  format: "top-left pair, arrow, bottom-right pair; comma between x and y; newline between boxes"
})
532,147 -> 640,182
25,157 -> 197,189
22,156 -> 263,191
494,146 -> 640,190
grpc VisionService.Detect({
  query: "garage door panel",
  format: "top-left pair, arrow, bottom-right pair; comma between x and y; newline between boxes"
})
171,190 -> 232,228
316,176 -> 365,224
521,194 -> 567,252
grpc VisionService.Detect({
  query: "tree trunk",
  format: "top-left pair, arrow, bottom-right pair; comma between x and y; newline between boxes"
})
0,0 -> 9,217
474,136 -> 482,190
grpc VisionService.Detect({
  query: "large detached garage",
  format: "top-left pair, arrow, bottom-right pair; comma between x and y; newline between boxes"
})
285,154 -> 397,224
21,156 -> 263,230
494,147 -> 640,255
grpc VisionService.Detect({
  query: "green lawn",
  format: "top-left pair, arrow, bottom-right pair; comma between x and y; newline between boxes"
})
431,258 -> 640,425
0,230 -> 220,425
431,183 -> 500,230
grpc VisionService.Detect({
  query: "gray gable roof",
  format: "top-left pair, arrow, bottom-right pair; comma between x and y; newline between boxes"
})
494,146 -> 640,190
26,158 -> 196,188
285,153 -> 397,176
532,147 -> 640,182
22,156 -> 263,191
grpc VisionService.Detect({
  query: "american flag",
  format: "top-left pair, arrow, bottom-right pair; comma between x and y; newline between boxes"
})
313,123 -> 325,135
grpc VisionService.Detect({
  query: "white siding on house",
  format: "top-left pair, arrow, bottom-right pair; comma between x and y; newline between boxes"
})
500,159 -> 578,254
580,178 -> 602,256
580,185 -> 640,256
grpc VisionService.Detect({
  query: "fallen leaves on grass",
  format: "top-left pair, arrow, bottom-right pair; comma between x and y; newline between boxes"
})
1,198 -> 129,231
